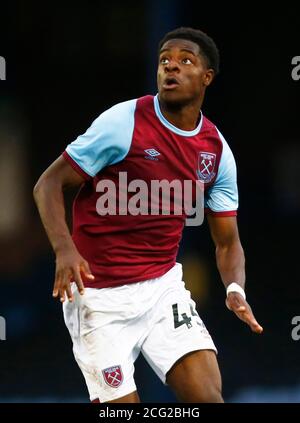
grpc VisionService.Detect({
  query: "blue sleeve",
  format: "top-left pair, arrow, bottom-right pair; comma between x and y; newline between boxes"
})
65,99 -> 137,177
205,128 -> 239,213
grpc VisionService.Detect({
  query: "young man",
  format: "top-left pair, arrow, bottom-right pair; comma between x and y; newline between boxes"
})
34,27 -> 263,403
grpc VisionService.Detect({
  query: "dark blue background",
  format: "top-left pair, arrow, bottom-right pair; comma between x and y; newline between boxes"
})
0,1 -> 299,402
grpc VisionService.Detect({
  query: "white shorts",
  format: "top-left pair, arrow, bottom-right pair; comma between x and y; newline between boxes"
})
63,262 -> 217,403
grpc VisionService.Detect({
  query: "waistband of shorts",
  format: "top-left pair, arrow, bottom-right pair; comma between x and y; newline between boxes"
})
143,262 -> 182,285
83,262 -> 183,296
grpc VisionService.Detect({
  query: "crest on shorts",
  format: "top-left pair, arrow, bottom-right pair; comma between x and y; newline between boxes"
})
197,152 -> 216,183
102,365 -> 123,388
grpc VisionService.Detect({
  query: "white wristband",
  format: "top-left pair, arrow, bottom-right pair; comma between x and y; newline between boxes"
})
226,283 -> 246,300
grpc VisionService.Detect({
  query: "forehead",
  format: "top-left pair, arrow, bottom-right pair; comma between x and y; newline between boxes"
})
160,38 -> 200,55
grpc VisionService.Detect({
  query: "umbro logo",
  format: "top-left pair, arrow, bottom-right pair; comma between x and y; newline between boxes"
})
144,148 -> 160,157
144,148 -> 160,161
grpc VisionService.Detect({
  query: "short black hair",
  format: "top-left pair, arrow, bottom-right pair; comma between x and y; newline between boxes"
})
158,27 -> 220,74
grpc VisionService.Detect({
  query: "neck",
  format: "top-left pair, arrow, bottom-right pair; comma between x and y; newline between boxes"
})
158,97 -> 203,131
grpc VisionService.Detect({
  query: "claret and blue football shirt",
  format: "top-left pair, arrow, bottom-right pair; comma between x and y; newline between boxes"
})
63,95 -> 238,288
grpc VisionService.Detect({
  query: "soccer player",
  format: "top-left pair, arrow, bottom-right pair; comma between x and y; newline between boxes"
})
33,27 -> 263,403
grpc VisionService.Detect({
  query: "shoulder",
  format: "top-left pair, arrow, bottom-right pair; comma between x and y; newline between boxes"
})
201,116 -> 225,144
202,115 -> 235,159
214,126 -> 232,152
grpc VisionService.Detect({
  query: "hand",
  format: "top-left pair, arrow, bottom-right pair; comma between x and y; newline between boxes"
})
53,248 -> 95,303
226,292 -> 263,334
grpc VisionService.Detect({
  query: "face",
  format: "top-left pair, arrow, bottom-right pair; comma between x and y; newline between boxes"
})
157,38 -> 214,107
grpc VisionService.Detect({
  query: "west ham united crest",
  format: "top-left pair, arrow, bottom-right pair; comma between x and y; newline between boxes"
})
197,152 -> 216,183
102,365 -> 123,388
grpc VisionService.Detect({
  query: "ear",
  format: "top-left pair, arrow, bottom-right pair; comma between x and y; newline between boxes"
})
203,69 -> 215,87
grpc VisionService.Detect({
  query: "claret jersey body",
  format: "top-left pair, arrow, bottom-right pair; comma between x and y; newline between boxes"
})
63,95 -> 238,288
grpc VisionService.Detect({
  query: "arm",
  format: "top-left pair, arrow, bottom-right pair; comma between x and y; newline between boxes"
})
33,100 -> 136,301
33,155 -> 94,302
207,215 -> 263,334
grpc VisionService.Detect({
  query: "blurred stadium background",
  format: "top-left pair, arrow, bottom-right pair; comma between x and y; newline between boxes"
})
0,1 -> 300,403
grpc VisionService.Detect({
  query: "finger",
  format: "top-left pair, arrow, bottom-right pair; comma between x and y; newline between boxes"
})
245,313 -> 263,333
53,287 -> 59,298
251,322 -> 264,334
81,261 -> 95,280
53,270 -> 62,297
59,288 -> 66,303
66,284 -> 74,302
59,271 -> 70,302
226,294 -> 264,334
73,267 -> 85,295
235,308 -> 263,334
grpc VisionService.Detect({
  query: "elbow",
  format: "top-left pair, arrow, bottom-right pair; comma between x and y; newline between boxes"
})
33,173 -> 52,203
33,171 -> 63,204
33,176 -> 44,204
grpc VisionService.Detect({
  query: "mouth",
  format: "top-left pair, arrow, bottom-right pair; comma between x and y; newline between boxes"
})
162,77 -> 180,90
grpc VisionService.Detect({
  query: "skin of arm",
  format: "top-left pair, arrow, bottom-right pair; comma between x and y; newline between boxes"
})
33,155 -> 95,303
207,215 -> 263,334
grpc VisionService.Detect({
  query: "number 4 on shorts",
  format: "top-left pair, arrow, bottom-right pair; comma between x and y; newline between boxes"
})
172,303 -> 193,329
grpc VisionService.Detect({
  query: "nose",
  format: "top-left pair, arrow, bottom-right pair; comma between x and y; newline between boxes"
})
164,59 -> 180,73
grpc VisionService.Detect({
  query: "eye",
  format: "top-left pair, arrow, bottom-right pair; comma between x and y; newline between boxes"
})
160,57 -> 169,65
182,58 -> 192,64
